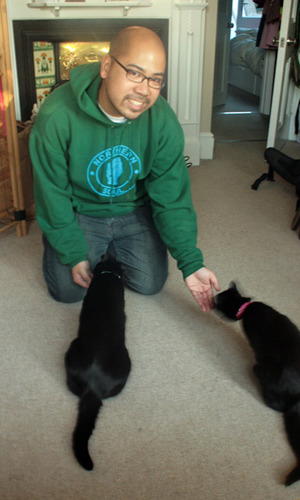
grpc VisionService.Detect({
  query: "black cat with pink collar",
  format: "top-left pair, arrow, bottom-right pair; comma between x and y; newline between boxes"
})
215,282 -> 300,487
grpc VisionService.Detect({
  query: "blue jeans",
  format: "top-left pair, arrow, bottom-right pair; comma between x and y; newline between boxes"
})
42,205 -> 168,303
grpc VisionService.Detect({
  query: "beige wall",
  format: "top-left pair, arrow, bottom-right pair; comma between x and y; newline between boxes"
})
201,0 -> 218,134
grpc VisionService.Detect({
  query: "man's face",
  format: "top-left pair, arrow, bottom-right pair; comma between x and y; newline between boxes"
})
99,43 -> 166,120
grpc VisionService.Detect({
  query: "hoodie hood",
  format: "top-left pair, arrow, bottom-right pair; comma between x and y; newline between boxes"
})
69,62 -> 111,124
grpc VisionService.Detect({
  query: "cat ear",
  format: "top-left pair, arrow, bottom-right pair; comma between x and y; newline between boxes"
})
229,281 -> 237,290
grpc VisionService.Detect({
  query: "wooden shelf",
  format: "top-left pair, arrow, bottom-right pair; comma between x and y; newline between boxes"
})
0,0 -> 27,236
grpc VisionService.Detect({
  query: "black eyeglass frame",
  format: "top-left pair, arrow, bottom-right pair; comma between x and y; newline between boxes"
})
110,55 -> 165,90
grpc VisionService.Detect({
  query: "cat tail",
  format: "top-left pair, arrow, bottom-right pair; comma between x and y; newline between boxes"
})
72,390 -> 102,471
284,401 -> 300,486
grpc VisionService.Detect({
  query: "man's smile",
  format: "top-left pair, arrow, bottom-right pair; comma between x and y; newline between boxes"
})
125,95 -> 151,112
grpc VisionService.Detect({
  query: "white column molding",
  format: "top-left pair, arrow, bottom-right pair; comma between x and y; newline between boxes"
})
174,2 -> 208,10
169,0 -> 208,165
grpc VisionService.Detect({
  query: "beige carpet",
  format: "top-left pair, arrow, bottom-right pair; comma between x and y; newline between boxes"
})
1,140 -> 300,500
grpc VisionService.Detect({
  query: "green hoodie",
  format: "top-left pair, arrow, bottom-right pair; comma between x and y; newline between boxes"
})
29,62 -> 204,279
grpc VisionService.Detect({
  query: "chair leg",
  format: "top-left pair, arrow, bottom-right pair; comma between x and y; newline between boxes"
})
291,198 -> 300,231
251,166 -> 275,190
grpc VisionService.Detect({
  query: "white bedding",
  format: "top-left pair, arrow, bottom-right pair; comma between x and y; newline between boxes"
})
230,28 -> 265,78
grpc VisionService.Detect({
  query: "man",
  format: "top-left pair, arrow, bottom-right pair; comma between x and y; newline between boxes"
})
30,26 -> 219,312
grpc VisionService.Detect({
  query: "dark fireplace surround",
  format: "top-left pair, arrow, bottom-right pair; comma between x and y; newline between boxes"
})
13,18 -> 169,121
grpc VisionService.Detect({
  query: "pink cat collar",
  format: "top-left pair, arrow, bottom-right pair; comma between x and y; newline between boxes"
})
236,301 -> 252,319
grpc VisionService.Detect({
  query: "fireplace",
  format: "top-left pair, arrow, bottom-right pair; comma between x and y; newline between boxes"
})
10,1 -> 211,164
13,18 -> 168,121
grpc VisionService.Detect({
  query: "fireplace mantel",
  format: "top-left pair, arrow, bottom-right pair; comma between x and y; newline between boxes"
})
27,1 -> 153,18
8,0 -> 213,164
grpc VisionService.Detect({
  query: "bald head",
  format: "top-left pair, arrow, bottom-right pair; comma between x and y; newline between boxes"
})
99,26 -> 166,120
109,26 -> 166,65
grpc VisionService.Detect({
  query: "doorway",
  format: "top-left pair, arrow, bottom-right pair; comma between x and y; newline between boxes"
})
212,0 -> 271,143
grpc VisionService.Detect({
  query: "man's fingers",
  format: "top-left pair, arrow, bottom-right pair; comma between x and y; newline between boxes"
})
72,261 -> 93,288
73,273 -> 90,288
192,291 -> 212,312
211,278 -> 220,292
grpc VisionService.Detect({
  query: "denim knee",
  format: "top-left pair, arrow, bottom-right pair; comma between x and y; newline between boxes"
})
125,267 -> 168,295
46,280 -> 86,304
42,234 -> 86,303
140,274 -> 168,295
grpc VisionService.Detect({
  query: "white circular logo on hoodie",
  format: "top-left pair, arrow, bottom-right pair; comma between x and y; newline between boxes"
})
87,145 -> 141,197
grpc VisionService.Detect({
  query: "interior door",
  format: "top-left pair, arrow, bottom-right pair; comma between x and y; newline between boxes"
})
267,0 -> 297,147
213,0 -> 233,107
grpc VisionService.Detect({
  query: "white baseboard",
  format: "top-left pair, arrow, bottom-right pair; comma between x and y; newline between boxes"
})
183,132 -> 215,166
199,132 -> 215,160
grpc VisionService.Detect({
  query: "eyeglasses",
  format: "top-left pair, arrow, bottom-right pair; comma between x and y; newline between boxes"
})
111,55 -> 165,90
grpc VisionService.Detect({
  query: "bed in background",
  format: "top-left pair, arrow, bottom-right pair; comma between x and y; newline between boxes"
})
229,28 -> 265,97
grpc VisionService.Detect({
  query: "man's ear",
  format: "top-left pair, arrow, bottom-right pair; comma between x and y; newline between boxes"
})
100,54 -> 112,79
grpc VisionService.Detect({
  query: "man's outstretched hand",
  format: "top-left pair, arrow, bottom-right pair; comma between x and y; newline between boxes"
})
185,267 -> 220,312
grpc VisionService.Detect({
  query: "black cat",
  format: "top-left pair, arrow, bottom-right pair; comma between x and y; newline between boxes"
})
215,282 -> 300,486
65,257 -> 131,471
